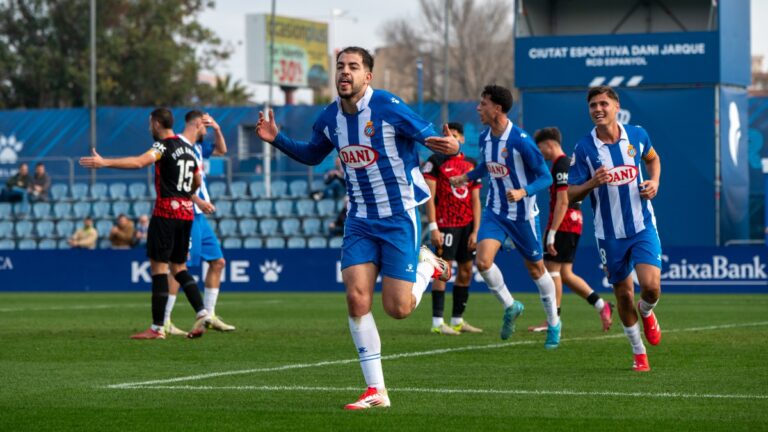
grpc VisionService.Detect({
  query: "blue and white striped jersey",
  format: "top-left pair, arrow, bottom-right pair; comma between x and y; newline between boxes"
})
272,86 -> 438,219
466,120 -> 551,221
190,138 -> 213,215
568,123 -> 657,240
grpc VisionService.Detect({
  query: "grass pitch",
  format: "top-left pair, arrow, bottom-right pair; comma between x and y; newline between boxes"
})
0,292 -> 766,431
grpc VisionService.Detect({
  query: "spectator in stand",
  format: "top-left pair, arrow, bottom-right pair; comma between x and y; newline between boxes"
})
328,196 -> 348,237
109,214 -> 135,249
311,156 -> 345,201
1,162 -> 31,204
134,214 -> 150,246
69,216 -> 98,249
28,162 -> 51,202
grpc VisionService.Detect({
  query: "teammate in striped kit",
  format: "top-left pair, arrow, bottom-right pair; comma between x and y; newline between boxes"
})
450,85 -> 560,349
568,86 -> 662,372
164,111 -> 235,336
255,47 -> 460,410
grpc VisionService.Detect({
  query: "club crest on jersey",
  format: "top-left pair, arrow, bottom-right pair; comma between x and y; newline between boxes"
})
339,145 -> 379,169
501,147 -> 508,158
451,185 -> 469,199
605,165 -> 638,186
487,162 -> 509,178
364,121 -> 375,137
627,144 -> 637,157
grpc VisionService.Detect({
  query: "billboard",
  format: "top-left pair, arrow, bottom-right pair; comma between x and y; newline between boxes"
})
0,247 -> 764,293
246,14 -> 329,88
515,32 -> 721,89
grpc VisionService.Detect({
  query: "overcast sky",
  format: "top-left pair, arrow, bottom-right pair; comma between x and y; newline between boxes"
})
199,0 -> 766,104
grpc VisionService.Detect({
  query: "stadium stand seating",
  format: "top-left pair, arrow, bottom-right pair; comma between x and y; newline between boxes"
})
259,218 -> 278,236
0,221 -> 12,238
281,218 -> 301,236
222,237 -> 242,249
12,203 -> 29,218
289,179 -> 308,197
92,201 -> 111,219
18,239 -> 37,250
128,182 -> 147,200
35,220 -> 54,238
316,199 -> 336,217
90,182 -> 108,200
70,183 -> 88,200
234,200 -> 253,218
32,202 -> 51,219
287,237 -> 306,248
0,239 -> 14,249
329,236 -> 343,248
238,219 -> 258,236
53,202 -> 72,219
307,236 -> 327,248
254,200 -> 273,217
112,201 -> 130,217
271,180 -> 288,197
208,181 -> 227,198
215,200 -> 233,218
218,219 -> 238,237
249,181 -> 266,198
50,183 -> 68,201
73,202 -> 91,219
265,237 -> 285,248
230,181 -> 248,199
0,203 -> 11,219
274,199 -> 293,217
302,218 -> 322,236
295,199 -> 315,217
132,201 -> 151,218
109,182 -> 127,200
243,237 -> 262,248
55,220 -> 74,238
95,220 -> 113,237
15,220 -> 34,238
38,238 -> 57,250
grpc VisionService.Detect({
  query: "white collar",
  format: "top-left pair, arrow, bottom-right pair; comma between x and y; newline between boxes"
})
485,118 -> 513,142
591,122 -> 628,148
337,86 -> 374,113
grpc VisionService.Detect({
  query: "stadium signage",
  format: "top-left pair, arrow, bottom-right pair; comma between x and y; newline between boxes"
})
605,165 -> 637,186
487,162 -> 509,178
515,32 -> 722,88
0,256 -> 12,270
339,145 -> 379,169
661,255 -> 767,285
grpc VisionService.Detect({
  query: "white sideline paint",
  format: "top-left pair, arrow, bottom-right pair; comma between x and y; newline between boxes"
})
0,299 -> 282,313
106,321 -> 768,390
113,384 -> 768,401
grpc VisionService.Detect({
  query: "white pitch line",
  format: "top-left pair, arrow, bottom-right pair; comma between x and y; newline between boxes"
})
106,321 -> 768,389
111,384 -> 768,401
0,303 -> 146,313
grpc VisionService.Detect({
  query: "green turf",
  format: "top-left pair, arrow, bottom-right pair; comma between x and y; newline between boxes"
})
0,292 -> 766,431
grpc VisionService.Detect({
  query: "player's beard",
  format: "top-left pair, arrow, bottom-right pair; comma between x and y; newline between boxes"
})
336,77 -> 359,99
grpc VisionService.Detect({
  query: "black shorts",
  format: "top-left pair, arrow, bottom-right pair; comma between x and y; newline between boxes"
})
543,231 -> 581,263
146,216 -> 193,264
437,224 -> 476,263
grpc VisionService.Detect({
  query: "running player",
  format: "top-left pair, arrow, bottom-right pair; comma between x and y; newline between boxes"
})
450,85 -> 560,349
79,108 -> 209,339
255,46 -> 459,410
568,86 -> 662,372
164,111 -> 235,336
529,126 -> 613,332
422,122 -> 483,336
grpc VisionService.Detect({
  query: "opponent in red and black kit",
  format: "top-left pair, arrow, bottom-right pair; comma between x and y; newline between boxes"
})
80,108 -> 208,340
533,127 -> 613,332
422,122 -> 484,335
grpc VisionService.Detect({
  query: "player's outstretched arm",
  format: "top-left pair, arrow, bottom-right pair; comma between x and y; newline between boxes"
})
424,124 -> 460,155
203,114 -> 227,156
256,109 -> 334,166
79,148 -> 156,170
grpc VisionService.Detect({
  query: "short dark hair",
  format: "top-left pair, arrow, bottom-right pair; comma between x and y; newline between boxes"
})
337,46 -> 374,72
587,85 -> 620,103
150,108 -> 174,129
447,122 -> 464,135
481,85 -> 513,113
184,110 -> 204,123
534,127 -> 562,145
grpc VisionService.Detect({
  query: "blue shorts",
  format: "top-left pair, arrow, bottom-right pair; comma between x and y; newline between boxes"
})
187,213 -> 223,267
341,208 -> 421,282
597,225 -> 662,284
477,209 -> 543,262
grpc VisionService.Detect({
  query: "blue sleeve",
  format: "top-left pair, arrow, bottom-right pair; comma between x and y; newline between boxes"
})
517,134 -> 552,196
271,122 -> 335,166
523,161 -> 552,196
639,127 -> 654,158
466,162 -> 487,182
387,95 -> 438,142
568,144 -> 590,186
200,141 -> 215,159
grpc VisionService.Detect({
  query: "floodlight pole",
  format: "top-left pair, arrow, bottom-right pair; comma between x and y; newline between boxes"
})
440,0 -> 450,126
89,0 -> 96,185
265,0 -> 276,198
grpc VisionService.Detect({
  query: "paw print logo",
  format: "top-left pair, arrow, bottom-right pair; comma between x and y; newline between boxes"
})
0,135 -> 24,164
259,260 -> 283,283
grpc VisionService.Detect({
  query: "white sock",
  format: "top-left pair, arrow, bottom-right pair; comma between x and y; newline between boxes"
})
164,294 -> 177,325
412,262 -> 433,308
196,309 -> 209,319
534,272 -> 560,327
480,263 -> 514,308
450,317 -> 463,326
432,317 -> 444,328
349,313 -> 384,390
594,297 -> 605,311
623,323 -> 647,354
638,299 -> 657,318
204,287 -> 219,316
